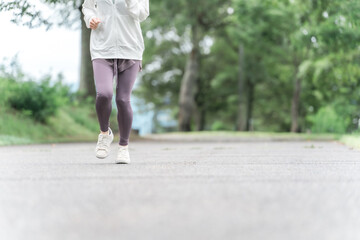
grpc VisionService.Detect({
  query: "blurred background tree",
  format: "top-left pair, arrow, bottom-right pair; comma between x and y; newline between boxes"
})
1,0 -> 99,99
1,0 -> 360,134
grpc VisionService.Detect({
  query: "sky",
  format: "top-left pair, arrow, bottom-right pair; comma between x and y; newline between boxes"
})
0,11 -> 81,91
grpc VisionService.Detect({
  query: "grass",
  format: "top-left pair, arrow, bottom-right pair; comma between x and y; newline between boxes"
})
1,105 -> 359,150
0,135 -> 32,145
0,104 -> 112,146
144,130 -> 340,141
338,134 -> 360,149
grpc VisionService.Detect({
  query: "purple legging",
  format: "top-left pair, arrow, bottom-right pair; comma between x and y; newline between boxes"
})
92,58 -> 142,146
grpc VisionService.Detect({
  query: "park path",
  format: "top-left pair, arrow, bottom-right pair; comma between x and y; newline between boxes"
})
0,136 -> 360,240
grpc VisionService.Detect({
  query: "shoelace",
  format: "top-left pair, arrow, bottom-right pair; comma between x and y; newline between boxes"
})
97,134 -> 107,150
118,147 -> 128,158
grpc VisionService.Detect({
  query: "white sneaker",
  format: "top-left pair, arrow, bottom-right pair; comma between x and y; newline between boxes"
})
95,127 -> 114,159
116,145 -> 131,164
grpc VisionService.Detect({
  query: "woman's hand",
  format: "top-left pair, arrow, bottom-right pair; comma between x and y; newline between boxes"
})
90,17 -> 101,30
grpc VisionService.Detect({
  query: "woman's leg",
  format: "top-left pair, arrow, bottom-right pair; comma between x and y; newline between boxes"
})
115,60 -> 141,146
92,59 -> 115,132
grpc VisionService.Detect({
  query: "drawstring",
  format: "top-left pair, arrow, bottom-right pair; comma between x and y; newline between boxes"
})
113,59 -> 118,78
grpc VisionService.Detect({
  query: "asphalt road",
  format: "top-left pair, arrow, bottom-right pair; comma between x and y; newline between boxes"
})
0,138 -> 360,240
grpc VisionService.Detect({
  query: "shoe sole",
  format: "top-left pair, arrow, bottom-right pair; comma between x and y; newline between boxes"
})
95,154 -> 108,159
115,160 -> 131,164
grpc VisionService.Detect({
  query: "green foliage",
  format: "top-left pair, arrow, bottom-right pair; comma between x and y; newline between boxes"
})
0,56 -> 72,123
7,76 -> 70,123
0,104 -> 100,145
0,58 -> 103,145
0,0 -> 80,29
307,106 -> 348,134
65,105 -> 100,133
211,120 -> 230,131
2,0 -> 360,134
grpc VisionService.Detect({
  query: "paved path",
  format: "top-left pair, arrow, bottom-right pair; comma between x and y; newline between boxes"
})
0,138 -> 360,240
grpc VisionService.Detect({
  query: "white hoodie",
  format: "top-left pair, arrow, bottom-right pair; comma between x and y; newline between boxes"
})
82,0 -> 149,61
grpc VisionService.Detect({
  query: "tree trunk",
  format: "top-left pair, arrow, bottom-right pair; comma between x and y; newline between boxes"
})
178,24 -> 200,131
197,108 -> 206,131
246,81 -> 254,131
194,83 -> 206,131
78,6 -> 95,99
194,55 -> 206,131
291,71 -> 301,132
236,43 -> 245,131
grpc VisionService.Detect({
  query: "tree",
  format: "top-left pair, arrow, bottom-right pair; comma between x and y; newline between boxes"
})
0,0 -> 95,98
133,0 -> 233,131
288,0 -> 360,132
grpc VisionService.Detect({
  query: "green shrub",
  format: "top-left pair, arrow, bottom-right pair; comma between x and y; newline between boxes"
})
211,120 -> 229,131
0,77 -> 16,105
308,105 -> 348,133
7,76 -> 71,123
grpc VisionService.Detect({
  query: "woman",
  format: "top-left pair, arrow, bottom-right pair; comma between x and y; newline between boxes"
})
82,0 -> 149,164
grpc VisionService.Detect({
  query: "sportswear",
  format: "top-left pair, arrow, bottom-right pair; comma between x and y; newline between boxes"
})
82,0 -> 149,60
